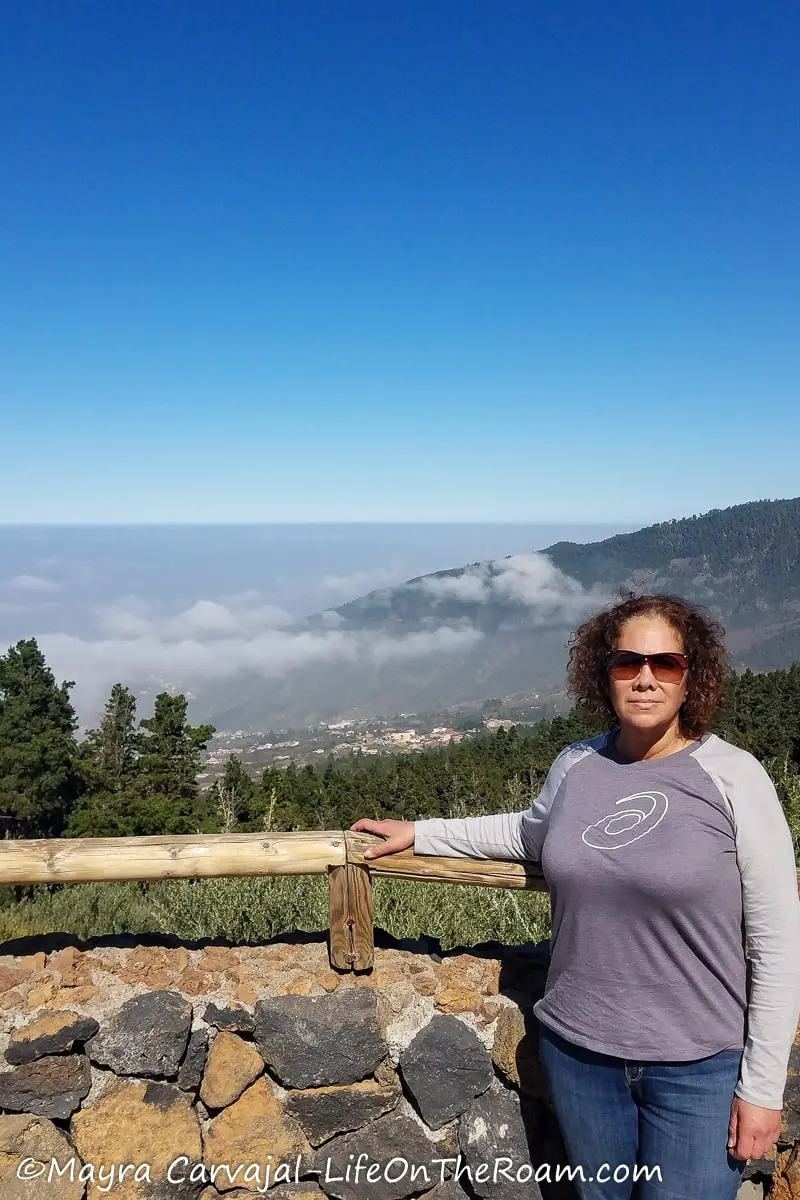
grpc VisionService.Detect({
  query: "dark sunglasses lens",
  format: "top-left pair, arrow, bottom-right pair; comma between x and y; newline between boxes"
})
649,654 -> 687,682
608,652 -> 644,680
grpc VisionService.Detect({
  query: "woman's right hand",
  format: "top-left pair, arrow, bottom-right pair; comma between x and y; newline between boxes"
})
349,818 -> 415,859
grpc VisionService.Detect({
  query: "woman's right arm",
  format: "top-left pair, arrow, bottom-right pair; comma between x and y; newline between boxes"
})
351,743 -> 580,863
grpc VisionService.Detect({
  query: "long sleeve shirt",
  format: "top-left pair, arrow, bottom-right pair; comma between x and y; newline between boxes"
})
413,732 -> 800,1110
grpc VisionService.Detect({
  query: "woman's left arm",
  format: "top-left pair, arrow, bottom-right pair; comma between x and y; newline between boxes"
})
723,753 -> 800,1159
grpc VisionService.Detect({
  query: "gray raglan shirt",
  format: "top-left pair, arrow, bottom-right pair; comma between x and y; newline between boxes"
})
414,732 -> 800,1110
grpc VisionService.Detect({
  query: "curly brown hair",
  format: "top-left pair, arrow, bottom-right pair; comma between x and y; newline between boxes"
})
566,593 -> 730,738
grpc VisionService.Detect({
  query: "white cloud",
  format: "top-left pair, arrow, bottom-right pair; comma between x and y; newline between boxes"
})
416,553 -> 605,622
8,574 -> 60,593
97,597 -> 294,640
418,568 -> 490,603
31,557 -> 600,721
491,554 -> 601,615
367,624 -> 481,665
39,621 -> 483,720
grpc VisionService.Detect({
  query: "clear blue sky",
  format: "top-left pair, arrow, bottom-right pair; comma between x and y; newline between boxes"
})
2,0 -> 798,524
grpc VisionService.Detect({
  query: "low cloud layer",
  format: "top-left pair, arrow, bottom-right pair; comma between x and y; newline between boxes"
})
40,616 -> 483,722
416,553 -> 604,623
33,553 -> 603,723
97,597 -> 295,640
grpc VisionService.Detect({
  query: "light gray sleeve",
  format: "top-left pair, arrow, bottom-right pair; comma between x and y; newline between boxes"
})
413,741 -> 594,863
695,738 -> 800,1110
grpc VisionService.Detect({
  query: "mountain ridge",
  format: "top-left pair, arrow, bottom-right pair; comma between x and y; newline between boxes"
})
309,496 -> 799,631
196,497 -> 800,729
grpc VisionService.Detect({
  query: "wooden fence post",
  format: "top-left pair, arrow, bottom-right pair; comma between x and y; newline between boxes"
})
328,835 -> 375,971
328,864 -> 351,969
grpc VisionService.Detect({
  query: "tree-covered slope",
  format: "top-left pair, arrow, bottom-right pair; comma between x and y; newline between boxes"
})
543,497 -> 800,610
207,498 -> 800,727
316,497 -> 800,635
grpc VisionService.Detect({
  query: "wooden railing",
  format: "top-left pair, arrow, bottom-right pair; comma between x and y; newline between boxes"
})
1,831 -> 797,972
0,829 -> 548,971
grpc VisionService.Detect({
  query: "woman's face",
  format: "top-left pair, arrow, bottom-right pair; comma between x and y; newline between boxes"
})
608,615 -> 689,733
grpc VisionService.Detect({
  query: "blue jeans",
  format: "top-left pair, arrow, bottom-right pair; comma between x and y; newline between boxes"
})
538,1025 -> 745,1199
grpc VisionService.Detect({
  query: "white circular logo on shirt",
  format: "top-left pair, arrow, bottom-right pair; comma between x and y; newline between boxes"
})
581,791 -> 669,849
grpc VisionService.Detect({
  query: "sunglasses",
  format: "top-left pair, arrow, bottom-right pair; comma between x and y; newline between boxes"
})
606,650 -> 688,684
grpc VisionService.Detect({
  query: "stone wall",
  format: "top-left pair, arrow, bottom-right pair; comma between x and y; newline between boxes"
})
0,931 -> 797,1199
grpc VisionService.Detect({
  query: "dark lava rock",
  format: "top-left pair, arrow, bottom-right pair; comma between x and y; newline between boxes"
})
425,1182 -> 470,1199
0,1053 -> 91,1119
286,1080 -> 400,1146
780,1071 -> 800,1144
203,1003 -> 255,1034
742,1153 -> 777,1180
86,990 -> 192,1078
140,1182 -> 204,1200
314,1110 -> 440,1200
143,1081 -> 186,1111
268,1187 -> 326,1200
254,989 -> 385,1088
458,1083 -> 541,1200
198,1186 -> 325,1199
399,1014 -> 493,1129
177,1028 -> 208,1092
5,1012 -> 99,1065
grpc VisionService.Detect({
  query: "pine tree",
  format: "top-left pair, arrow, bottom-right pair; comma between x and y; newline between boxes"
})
83,684 -> 138,792
134,693 -> 215,833
0,639 -> 83,836
67,684 -> 139,838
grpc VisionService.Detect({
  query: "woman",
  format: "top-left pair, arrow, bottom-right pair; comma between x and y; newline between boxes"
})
351,594 -> 800,1199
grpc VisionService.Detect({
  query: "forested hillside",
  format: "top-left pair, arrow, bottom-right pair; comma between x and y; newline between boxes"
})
203,497 -> 800,729
545,497 -> 799,597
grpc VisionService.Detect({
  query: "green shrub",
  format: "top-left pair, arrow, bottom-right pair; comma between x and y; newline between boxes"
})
0,874 -> 551,951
